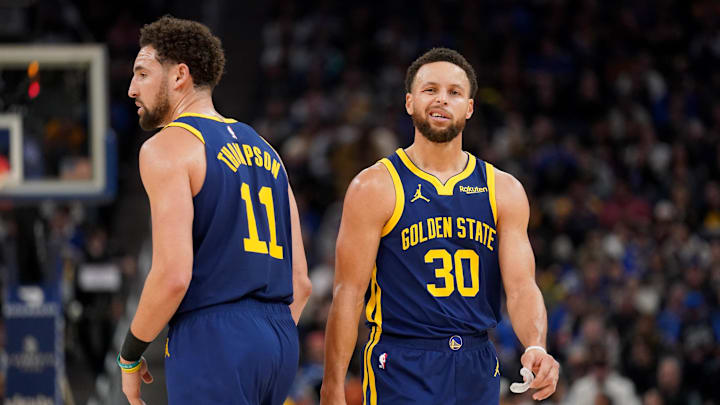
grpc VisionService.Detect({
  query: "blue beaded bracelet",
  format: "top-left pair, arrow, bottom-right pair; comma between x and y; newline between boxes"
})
116,354 -> 144,373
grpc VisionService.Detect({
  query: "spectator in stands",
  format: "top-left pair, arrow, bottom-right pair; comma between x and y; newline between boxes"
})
564,344 -> 641,405
653,356 -> 700,405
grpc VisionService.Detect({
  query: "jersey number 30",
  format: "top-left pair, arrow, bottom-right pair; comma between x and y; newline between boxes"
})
425,249 -> 479,297
241,183 -> 283,259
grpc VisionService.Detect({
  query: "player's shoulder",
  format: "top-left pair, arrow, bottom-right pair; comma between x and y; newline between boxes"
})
343,160 -> 396,218
493,168 -> 525,196
492,167 -> 529,219
347,160 -> 395,197
141,124 -> 201,154
139,125 -> 203,170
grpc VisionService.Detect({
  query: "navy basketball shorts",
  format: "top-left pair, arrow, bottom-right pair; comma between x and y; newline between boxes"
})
165,298 -> 299,405
362,331 -> 500,404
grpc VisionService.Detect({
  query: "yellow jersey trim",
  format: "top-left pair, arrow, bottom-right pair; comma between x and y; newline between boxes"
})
395,148 -> 476,196
379,159 -> 404,237
362,280 -> 376,405
363,266 -> 382,405
164,122 -> 205,144
177,112 -> 238,123
485,162 -> 497,225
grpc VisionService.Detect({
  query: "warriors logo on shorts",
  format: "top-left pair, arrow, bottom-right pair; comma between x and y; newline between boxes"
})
449,335 -> 463,351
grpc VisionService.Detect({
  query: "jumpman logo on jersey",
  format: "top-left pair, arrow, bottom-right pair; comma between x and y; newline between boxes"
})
410,184 -> 430,203
494,357 -> 500,377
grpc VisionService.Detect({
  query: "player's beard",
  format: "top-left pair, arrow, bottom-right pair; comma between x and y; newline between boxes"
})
138,82 -> 170,131
411,110 -> 465,143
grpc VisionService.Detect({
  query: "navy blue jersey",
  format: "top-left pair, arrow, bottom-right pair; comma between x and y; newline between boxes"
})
165,113 -> 293,316
365,148 -> 501,340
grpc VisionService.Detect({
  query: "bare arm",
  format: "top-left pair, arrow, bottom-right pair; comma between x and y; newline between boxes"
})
288,185 -> 311,324
496,170 -> 559,401
130,127 -> 199,342
496,171 -> 545,349
320,163 -> 395,405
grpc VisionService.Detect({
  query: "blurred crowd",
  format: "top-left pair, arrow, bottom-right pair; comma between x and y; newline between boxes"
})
1,0 -> 720,404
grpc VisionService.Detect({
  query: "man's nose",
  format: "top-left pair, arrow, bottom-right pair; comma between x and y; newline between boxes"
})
435,90 -> 448,104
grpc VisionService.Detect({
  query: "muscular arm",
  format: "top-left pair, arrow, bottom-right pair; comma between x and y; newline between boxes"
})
129,127 -> 200,342
496,170 -> 559,400
320,163 -> 395,404
288,186 -> 311,324
496,171 -> 546,349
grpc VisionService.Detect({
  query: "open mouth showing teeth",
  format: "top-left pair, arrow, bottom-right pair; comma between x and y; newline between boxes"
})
430,112 -> 449,119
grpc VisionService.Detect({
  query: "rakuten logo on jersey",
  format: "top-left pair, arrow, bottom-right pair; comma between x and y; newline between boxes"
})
459,185 -> 487,194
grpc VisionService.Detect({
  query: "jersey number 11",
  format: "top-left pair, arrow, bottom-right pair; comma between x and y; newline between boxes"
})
241,183 -> 283,259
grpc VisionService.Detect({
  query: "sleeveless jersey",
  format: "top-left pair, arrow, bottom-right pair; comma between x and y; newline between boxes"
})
365,148 -> 502,338
165,113 -> 293,316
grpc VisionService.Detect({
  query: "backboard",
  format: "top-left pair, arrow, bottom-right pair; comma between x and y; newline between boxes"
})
0,45 -> 115,200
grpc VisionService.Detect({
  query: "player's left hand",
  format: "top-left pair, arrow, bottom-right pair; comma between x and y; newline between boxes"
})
121,357 -> 154,405
521,348 -> 559,401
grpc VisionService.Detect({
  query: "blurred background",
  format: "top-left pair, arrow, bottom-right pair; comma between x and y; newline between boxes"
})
1,0 -> 719,404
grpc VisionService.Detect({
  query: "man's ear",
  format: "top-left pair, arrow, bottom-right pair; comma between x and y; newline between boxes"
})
171,63 -> 192,90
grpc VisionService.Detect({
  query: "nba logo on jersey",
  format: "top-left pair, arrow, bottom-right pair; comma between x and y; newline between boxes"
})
379,352 -> 387,369
226,125 -> 237,139
449,335 -> 463,351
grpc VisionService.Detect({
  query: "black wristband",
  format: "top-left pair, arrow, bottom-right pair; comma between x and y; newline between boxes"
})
120,329 -> 151,362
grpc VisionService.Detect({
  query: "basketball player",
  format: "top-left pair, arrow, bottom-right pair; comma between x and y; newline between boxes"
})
119,16 -> 311,405
320,48 -> 559,404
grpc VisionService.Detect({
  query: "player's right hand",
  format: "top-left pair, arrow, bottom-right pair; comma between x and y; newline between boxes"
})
521,348 -> 559,401
121,358 -> 154,405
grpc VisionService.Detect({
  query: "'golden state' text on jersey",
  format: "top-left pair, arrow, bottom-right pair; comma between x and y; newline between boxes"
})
366,148 -> 501,339
165,113 -> 293,317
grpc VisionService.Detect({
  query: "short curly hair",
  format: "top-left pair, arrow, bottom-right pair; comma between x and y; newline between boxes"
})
405,48 -> 477,98
139,15 -> 225,89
